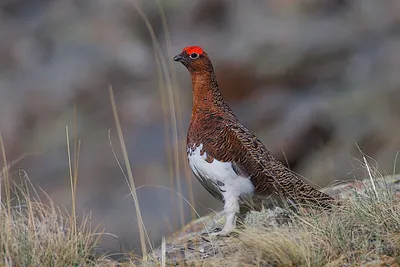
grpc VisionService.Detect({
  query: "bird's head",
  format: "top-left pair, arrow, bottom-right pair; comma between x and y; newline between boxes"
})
173,46 -> 212,73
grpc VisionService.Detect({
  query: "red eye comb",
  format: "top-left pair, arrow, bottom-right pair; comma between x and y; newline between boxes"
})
182,46 -> 204,55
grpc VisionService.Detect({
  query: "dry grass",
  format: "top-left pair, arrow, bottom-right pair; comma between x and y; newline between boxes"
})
0,121 -> 114,266
0,182 -> 113,266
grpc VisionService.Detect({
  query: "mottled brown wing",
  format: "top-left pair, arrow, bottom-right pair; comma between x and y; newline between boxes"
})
220,122 -> 335,209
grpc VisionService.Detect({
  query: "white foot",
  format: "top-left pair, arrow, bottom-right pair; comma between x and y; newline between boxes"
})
209,191 -> 239,237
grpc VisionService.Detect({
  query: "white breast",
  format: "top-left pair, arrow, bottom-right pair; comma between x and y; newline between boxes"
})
188,144 -> 254,197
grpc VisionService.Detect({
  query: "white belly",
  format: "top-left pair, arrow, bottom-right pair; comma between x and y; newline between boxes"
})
188,144 -> 254,198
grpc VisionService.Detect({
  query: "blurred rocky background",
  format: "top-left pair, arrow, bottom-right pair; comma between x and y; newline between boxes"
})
1,0 -> 400,256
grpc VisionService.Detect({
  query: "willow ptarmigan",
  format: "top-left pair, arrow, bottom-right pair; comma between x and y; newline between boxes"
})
173,46 -> 334,236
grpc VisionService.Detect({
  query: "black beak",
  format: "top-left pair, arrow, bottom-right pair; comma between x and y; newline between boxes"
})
173,54 -> 184,62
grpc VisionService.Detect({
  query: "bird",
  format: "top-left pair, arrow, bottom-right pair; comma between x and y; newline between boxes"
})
173,46 -> 335,236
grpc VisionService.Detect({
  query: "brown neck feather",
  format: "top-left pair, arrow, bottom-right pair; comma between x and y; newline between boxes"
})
190,67 -> 231,114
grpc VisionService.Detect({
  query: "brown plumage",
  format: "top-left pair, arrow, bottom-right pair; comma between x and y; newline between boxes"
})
174,46 -> 334,236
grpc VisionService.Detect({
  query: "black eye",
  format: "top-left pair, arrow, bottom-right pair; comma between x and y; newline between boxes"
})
190,53 -> 199,59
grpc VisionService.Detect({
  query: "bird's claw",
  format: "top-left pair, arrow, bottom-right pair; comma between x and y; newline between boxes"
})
201,227 -> 222,236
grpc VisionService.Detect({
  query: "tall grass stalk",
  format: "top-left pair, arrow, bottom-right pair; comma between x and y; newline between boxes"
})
109,86 -> 150,260
132,1 -> 187,229
156,0 -> 197,220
